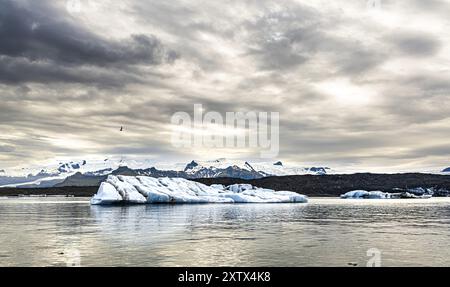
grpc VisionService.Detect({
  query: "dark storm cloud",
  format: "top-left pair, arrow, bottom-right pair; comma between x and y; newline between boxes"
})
0,56 -> 145,85
371,72 -> 450,127
128,1 -> 235,72
244,8 -> 320,71
0,0 -> 177,85
0,145 -> 15,153
408,144 -> 450,158
334,48 -> 387,75
244,6 -> 388,76
247,42 -> 308,71
402,74 -> 450,94
388,32 -> 441,57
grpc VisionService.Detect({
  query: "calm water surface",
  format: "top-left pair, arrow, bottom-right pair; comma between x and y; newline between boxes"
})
1,197 -> 450,267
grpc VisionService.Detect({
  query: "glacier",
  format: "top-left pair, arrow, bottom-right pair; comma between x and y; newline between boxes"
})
90,175 -> 308,205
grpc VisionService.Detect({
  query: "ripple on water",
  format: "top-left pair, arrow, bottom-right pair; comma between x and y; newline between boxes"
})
1,197 -> 450,266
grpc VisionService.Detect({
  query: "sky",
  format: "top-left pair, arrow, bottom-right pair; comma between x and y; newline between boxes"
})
0,0 -> 449,172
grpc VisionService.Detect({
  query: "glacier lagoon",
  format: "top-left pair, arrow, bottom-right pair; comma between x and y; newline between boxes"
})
1,197 -> 450,267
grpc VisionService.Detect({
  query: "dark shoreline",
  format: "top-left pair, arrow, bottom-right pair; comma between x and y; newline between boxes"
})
1,173 -> 449,198
0,186 -> 97,197
195,173 -> 450,196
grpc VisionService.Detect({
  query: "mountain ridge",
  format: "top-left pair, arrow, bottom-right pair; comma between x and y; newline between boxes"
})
1,158 -> 448,188
0,158 -> 333,188
2,173 -> 449,198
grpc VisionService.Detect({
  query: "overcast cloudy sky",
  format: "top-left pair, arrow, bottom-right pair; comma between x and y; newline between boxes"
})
0,0 -> 449,172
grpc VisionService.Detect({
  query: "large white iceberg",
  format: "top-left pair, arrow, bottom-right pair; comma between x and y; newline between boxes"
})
90,175 -> 308,205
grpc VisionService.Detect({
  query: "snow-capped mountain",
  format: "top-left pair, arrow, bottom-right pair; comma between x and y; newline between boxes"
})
0,158 -> 124,188
183,159 -> 264,179
182,159 -> 331,178
442,167 -> 450,173
251,162 -> 330,176
0,158 -> 333,188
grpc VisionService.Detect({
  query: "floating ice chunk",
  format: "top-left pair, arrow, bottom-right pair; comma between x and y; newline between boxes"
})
90,176 -> 308,205
366,191 -> 391,199
407,187 -> 427,195
399,192 -> 432,199
340,190 -> 391,199
340,190 -> 369,198
340,189 -> 434,199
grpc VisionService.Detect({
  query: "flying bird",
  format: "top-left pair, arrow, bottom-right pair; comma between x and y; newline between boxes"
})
120,126 -> 123,132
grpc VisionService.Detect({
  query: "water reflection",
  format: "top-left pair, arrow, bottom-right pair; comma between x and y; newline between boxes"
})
1,197 -> 450,266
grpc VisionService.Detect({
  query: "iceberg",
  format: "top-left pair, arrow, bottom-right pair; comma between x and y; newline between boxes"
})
90,175 -> 308,205
340,190 -> 391,199
340,190 -> 433,199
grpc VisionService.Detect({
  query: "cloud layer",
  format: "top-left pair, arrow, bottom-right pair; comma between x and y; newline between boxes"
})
0,0 -> 449,171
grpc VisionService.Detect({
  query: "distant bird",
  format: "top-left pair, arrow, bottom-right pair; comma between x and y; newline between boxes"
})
120,126 -> 123,132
